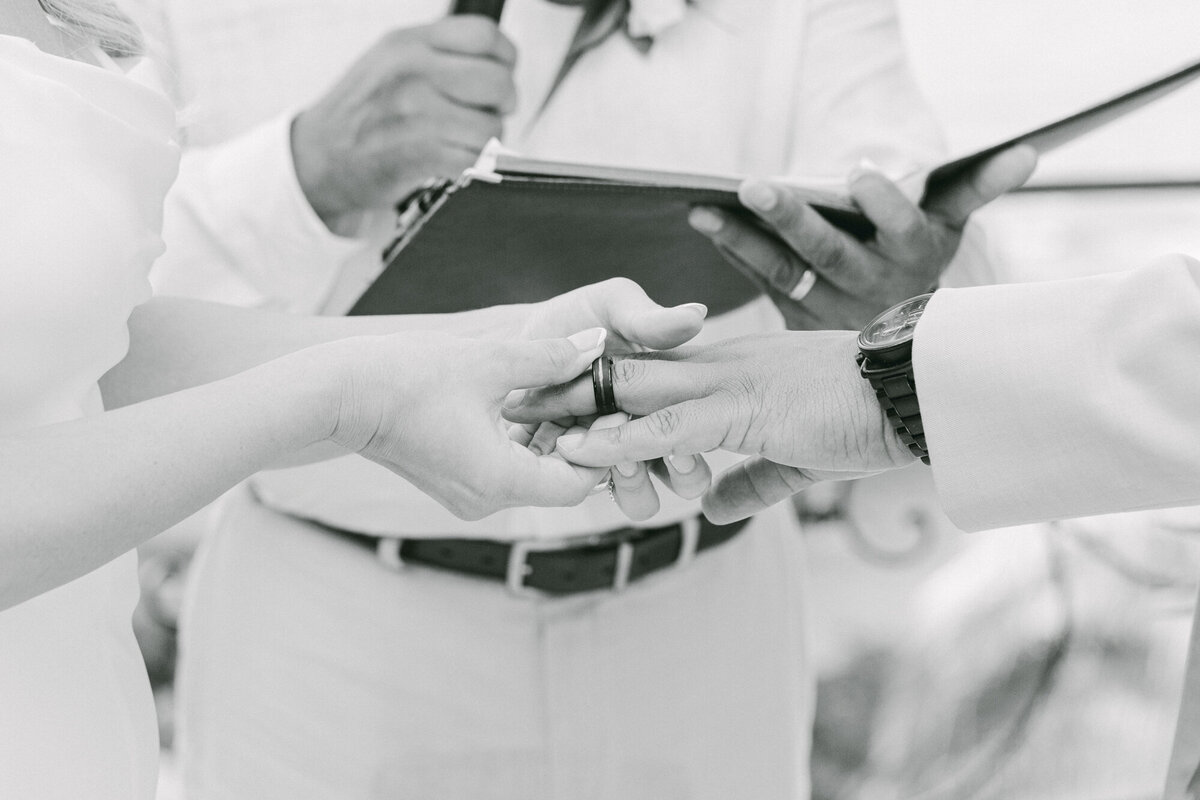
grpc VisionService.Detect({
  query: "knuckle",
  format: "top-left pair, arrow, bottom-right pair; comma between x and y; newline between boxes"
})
392,80 -> 434,117
646,407 -> 681,439
762,250 -> 798,289
612,357 -> 646,392
604,276 -> 639,296
382,27 -> 416,49
820,231 -> 849,268
458,18 -> 501,52
545,341 -> 574,371
890,210 -> 926,241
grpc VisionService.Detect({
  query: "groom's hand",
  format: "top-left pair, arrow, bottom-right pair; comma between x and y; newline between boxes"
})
504,331 -> 916,522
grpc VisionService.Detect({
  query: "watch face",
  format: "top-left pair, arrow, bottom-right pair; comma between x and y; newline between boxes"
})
859,294 -> 932,351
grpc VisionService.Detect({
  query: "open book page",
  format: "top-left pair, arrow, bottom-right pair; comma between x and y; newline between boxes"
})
469,50 -> 1200,214
469,139 -> 855,208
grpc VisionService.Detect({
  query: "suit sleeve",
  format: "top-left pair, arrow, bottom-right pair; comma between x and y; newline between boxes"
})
913,254 -> 1200,531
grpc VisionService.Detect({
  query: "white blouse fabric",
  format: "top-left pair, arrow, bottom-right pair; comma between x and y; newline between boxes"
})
0,35 -> 179,800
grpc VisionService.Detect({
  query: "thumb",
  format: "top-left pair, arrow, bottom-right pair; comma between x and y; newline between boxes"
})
923,144 -> 1038,227
497,327 -> 607,391
585,278 -> 707,351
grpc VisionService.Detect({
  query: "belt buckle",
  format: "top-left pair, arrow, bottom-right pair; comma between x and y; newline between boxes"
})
376,537 -> 405,571
505,532 -> 636,599
506,536 -> 580,599
675,518 -> 701,568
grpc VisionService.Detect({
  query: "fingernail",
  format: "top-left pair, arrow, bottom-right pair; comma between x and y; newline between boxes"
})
615,461 -> 639,478
688,206 -> 724,234
568,327 -> 606,353
501,389 -> 526,411
666,453 -> 697,474
556,433 -> 583,451
672,302 -> 708,319
740,181 -> 777,212
849,156 -> 885,185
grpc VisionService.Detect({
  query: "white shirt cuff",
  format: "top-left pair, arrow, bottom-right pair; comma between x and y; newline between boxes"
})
154,112 -> 373,312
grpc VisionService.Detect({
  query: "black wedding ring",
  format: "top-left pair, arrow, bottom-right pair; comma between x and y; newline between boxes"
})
592,355 -> 618,416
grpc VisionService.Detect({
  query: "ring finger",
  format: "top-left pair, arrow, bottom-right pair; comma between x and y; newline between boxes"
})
503,355 -> 710,423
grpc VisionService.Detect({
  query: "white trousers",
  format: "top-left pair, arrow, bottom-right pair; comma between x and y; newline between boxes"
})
177,488 -> 813,800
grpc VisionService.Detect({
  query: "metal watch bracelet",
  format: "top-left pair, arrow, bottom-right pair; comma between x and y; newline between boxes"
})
855,354 -> 930,465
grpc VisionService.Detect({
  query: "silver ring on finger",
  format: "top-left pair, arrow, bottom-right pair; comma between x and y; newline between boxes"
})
787,269 -> 818,302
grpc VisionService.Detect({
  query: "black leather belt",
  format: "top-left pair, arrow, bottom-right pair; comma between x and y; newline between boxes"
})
315,516 -> 750,597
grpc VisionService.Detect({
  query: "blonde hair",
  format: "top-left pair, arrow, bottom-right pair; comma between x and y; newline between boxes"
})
38,0 -> 144,58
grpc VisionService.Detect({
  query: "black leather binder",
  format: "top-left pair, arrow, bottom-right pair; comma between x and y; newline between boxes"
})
349,163 -> 863,316
349,53 -> 1200,317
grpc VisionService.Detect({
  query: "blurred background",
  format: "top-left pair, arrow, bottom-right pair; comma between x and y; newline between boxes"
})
138,1 -> 1200,797
802,2 -> 1200,798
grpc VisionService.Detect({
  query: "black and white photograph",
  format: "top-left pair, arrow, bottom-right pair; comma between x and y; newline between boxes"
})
2,1 -> 1200,798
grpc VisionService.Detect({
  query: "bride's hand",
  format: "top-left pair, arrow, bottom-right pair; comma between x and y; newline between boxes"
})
318,327 -> 611,520
509,278 -> 711,519
520,278 -> 708,354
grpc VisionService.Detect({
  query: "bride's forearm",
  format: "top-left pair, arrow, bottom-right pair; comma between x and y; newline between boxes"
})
101,296 -> 526,408
1,348 -> 337,610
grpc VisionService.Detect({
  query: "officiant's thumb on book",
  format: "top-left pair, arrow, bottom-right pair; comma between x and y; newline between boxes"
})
688,144 -> 1038,331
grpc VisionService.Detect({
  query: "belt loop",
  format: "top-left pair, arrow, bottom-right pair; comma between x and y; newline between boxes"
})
676,518 -> 700,567
613,540 -> 634,592
376,537 -> 406,571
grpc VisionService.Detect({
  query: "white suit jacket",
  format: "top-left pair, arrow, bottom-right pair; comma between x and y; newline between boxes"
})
913,254 -> 1200,797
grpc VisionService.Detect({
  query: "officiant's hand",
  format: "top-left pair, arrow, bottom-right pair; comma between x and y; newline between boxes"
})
291,16 -> 517,235
689,145 -> 1037,330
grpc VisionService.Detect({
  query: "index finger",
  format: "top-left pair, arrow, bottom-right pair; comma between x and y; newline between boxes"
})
554,397 -> 732,466
738,180 -> 876,296
428,16 -> 517,64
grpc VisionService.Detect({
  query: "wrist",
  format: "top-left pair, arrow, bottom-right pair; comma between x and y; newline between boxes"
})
828,332 -> 916,469
850,355 -> 918,468
270,343 -> 352,449
855,293 -> 933,467
308,336 -> 404,453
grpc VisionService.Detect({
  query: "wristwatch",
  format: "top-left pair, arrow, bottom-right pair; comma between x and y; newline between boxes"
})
856,293 -> 933,465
